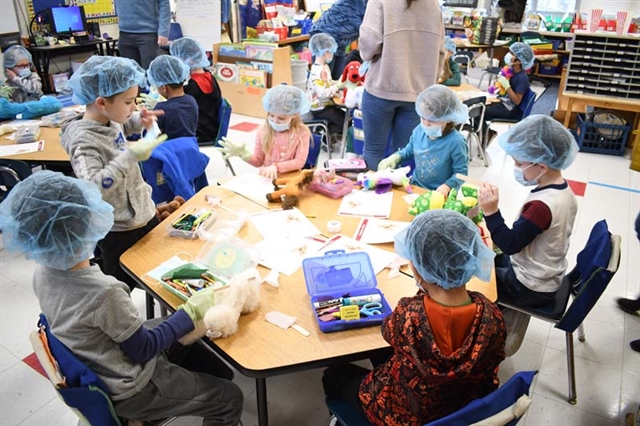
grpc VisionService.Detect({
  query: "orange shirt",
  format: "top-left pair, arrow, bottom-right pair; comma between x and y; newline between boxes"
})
423,294 -> 476,356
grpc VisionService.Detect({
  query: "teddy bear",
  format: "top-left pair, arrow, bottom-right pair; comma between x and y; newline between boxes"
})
155,195 -> 186,221
265,169 -> 315,209
487,66 -> 514,96
339,60 -> 365,104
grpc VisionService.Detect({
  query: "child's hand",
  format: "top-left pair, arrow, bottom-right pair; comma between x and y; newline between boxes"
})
178,288 -> 217,322
137,92 -> 166,109
259,164 -> 278,180
5,69 -> 16,80
140,107 -> 164,129
497,76 -> 510,91
129,134 -> 168,161
435,184 -> 450,197
478,182 -> 500,216
218,137 -> 251,160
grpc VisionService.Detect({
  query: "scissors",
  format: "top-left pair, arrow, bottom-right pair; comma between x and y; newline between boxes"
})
360,302 -> 383,317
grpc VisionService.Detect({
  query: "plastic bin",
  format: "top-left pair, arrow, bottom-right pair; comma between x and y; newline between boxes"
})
572,113 -> 630,156
166,207 -> 217,239
291,59 -> 309,90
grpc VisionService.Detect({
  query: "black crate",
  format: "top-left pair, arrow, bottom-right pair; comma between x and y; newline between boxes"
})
572,113 -> 630,156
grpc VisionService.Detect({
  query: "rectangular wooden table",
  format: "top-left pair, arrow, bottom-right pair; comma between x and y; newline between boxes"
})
0,127 -> 70,165
121,185 -> 496,426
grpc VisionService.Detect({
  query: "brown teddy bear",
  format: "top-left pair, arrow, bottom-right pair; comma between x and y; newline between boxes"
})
265,169 -> 315,209
155,196 -> 186,221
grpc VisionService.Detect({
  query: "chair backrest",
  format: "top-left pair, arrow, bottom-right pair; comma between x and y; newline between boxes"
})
169,22 -> 183,41
556,220 -> 621,333
31,314 -> 121,426
215,97 -> 233,147
453,51 -> 474,75
519,89 -> 537,118
302,119 -> 330,169
0,159 -> 32,201
424,371 -> 537,426
462,96 -> 487,133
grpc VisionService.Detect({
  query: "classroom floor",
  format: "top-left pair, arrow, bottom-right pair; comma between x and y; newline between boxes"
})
1,101 -> 639,425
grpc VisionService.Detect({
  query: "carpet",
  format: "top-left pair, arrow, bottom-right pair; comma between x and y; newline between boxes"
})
531,82 -> 559,116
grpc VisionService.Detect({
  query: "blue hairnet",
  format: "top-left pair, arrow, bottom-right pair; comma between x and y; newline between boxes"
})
170,37 -> 210,69
415,85 -> 469,124
0,171 -> 114,270
395,209 -> 494,289
3,46 -> 32,68
444,36 -> 457,53
510,42 -> 535,70
147,55 -> 190,87
309,33 -> 338,57
262,84 -> 310,115
67,56 -> 146,105
499,115 -> 578,170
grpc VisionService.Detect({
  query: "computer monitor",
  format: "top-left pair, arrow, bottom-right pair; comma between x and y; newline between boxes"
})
50,6 -> 87,36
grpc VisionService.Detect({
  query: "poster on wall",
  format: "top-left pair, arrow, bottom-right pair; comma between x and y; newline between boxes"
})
176,0 -> 221,50
75,0 -> 118,25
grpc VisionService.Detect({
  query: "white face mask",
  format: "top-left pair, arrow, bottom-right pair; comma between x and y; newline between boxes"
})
514,163 -> 543,186
268,118 -> 291,132
421,123 -> 443,139
504,52 -> 514,66
18,68 -> 31,78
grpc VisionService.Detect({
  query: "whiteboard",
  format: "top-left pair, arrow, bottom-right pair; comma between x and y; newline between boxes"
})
1,0 -> 20,34
175,0 -> 221,51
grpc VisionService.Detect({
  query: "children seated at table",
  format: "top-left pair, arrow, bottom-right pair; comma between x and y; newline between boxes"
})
378,85 -> 469,196
2,46 -> 43,103
170,37 -> 224,145
0,171 -> 243,425
62,56 -> 166,291
323,209 -> 506,426
438,36 -> 461,87
147,55 -> 199,140
218,84 -> 311,180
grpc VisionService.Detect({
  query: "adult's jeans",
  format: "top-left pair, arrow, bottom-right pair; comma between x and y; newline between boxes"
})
361,90 -> 419,170
118,31 -> 160,69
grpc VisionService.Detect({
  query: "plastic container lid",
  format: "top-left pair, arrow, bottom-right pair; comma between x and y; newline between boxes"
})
195,237 -> 260,281
302,250 -> 377,297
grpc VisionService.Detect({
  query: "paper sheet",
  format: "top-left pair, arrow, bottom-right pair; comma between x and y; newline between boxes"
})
255,235 -> 327,276
0,140 -> 44,157
250,208 -> 322,241
144,255 -> 189,281
338,190 -> 393,218
353,218 -> 410,244
317,234 -> 397,276
220,173 -> 274,206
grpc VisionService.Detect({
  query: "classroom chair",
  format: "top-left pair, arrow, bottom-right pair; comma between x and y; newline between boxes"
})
459,96 -> 489,167
484,88 -> 537,145
212,97 -> 237,176
302,118 -> 331,160
452,50 -> 474,84
325,371 -> 537,426
0,159 -> 32,202
160,22 -> 184,51
498,220 -> 621,404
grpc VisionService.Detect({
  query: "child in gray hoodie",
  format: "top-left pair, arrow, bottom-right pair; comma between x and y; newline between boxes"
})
62,56 -> 166,290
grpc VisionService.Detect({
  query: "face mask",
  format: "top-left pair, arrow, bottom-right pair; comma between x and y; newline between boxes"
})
514,163 -> 543,186
268,119 -> 291,132
18,68 -> 31,78
326,52 -> 334,63
504,52 -> 514,66
422,124 -> 443,139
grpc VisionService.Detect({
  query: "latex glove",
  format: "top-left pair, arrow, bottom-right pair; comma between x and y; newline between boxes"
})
218,136 -> 251,160
128,134 -> 168,161
137,92 -> 166,110
0,124 -> 15,136
359,61 -> 370,77
478,182 -> 500,216
178,287 -> 217,322
259,164 -> 278,180
498,76 -> 511,91
377,153 -> 401,171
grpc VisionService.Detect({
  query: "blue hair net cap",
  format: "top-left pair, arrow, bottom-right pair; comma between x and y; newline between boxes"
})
170,37 -> 210,69
3,46 -> 32,68
395,209 -> 495,288
510,42 -> 535,70
309,33 -> 338,57
499,114 -> 578,170
147,55 -> 191,87
0,171 -> 114,270
262,84 -> 310,115
444,36 -> 457,53
415,84 -> 469,124
67,56 -> 146,105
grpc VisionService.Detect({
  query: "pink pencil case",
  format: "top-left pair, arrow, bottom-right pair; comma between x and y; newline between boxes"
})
310,176 -> 354,199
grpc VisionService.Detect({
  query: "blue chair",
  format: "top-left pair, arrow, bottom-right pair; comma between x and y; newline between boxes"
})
213,98 -> 237,176
499,220 -> 621,404
484,88 -> 537,144
161,22 -> 184,50
325,371 -> 537,426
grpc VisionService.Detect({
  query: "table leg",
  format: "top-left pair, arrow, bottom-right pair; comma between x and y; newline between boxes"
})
630,113 -> 640,172
256,377 -> 269,426
563,98 -> 574,128
42,52 -> 52,94
146,293 -> 155,319
339,107 -> 351,159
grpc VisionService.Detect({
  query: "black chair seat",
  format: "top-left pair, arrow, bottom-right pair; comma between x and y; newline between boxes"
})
500,277 -> 572,322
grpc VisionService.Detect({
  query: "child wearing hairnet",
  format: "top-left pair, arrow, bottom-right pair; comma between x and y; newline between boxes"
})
2,46 -> 43,103
378,85 -> 469,195
62,56 -> 167,291
170,37 -> 223,144
483,42 -> 535,141
323,210 -> 506,426
218,84 -> 312,179
147,55 -> 199,140
438,36 -> 461,87
0,171 -> 243,424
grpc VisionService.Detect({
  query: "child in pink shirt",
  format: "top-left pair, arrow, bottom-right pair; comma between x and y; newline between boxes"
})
219,85 -> 312,179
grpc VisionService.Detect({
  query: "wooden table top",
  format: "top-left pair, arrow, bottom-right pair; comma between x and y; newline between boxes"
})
0,127 -> 70,163
121,185 -> 496,375
451,83 -> 501,104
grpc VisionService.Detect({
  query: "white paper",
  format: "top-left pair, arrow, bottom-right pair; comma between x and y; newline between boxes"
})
0,140 -> 44,157
250,208 -> 322,241
144,256 -> 189,281
255,235 -> 327,276
338,190 -> 393,218
353,218 -> 410,244
221,173 -> 274,206
3,119 -> 42,128
317,234 -> 397,276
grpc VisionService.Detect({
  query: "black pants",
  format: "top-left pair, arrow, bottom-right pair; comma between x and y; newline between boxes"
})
98,216 -> 160,291
118,31 -> 161,69
482,102 -> 523,134
495,254 -> 557,308
322,363 -> 371,421
312,106 -> 346,136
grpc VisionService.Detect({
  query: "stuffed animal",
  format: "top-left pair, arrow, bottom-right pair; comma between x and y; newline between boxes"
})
179,268 -> 262,344
155,195 -> 186,221
0,95 -> 63,120
339,61 -> 365,104
344,86 -> 364,109
408,184 -> 483,223
266,169 -> 315,209
487,66 -> 514,96
356,166 -> 412,194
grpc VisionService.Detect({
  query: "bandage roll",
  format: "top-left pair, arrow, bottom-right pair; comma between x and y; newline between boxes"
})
327,220 -> 342,233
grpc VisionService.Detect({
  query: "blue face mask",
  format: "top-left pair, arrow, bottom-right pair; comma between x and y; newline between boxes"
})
504,52 -> 514,66
268,119 -> 291,132
422,124 -> 443,139
18,68 -> 31,78
514,163 -> 543,186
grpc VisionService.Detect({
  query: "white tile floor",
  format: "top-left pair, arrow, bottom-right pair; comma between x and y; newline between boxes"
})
1,104 -> 640,426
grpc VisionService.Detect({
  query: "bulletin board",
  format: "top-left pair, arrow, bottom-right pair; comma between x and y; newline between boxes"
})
176,0 -> 221,49
75,0 -> 118,25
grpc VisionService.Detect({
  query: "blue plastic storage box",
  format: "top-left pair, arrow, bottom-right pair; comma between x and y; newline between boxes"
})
302,250 -> 391,333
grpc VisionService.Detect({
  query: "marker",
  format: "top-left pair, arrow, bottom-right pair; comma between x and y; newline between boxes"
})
312,294 -> 381,309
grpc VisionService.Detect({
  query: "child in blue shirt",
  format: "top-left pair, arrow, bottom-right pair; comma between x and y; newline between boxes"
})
147,55 -> 199,140
378,85 -> 469,196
